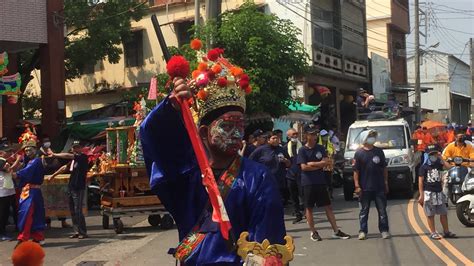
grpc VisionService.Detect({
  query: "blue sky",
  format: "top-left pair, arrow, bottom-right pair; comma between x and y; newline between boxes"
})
407,0 -> 474,64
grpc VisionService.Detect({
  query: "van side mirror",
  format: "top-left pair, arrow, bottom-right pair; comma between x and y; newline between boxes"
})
409,139 -> 417,146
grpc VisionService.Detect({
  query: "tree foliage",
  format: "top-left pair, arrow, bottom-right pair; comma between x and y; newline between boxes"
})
194,1 -> 309,117
17,0 -> 147,117
64,0 -> 147,79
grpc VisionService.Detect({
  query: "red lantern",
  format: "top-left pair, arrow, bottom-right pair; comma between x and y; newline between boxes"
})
7,95 -> 18,104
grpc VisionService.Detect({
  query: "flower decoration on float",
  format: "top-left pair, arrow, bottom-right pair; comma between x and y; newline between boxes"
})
166,38 -> 252,123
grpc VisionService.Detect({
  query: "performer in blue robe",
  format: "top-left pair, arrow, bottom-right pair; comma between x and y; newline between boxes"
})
16,141 -> 46,245
141,52 -> 288,265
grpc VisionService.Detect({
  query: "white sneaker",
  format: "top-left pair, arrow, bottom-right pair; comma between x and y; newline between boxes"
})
358,232 -> 367,240
381,232 -> 391,239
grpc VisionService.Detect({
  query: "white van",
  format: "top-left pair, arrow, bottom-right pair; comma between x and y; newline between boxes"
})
342,118 -> 416,200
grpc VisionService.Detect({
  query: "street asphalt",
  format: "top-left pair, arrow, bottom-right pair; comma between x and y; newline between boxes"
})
0,188 -> 473,265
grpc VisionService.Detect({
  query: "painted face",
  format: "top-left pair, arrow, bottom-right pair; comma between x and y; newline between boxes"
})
208,112 -> 244,155
24,147 -> 36,158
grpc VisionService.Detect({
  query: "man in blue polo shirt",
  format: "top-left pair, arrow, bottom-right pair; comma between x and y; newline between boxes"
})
297,123 -> 350,241
353,129 -> 390,240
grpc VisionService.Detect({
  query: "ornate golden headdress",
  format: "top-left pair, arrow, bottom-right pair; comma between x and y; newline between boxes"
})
188,39 -> 251,123
237,232 -> 294,265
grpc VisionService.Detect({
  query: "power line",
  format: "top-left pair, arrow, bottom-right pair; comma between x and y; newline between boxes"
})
449,42 -> 469,81
424,3 -> 474,13
294,2 -> 408,46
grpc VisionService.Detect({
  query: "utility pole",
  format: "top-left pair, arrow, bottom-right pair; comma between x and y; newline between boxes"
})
414,0 -> 421,124
195,0 -> 200,27
470,38 -> 473,119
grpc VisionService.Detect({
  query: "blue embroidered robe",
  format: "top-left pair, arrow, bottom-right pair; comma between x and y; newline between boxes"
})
16,158 -> 46,232
140,97 -> 286,265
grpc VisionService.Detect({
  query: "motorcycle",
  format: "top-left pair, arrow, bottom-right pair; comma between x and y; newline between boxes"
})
456,169 -> 474,227
87,177 -> 101,210
332,159 -> 344,188
446,157 -> 470,205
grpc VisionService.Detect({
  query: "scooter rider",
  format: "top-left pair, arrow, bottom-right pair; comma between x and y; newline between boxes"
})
442,133 -> 474,167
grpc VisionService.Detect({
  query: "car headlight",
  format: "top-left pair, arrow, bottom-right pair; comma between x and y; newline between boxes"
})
391,155 -> 409,165
455,177 -> 461,182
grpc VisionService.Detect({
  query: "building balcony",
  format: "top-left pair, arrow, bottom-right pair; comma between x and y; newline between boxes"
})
390,0 -> 409,33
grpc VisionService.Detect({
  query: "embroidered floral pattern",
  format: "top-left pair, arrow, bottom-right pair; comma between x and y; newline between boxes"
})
174,156 -> 242,262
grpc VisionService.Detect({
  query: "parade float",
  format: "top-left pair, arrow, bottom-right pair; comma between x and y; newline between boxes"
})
90,96 -> 173,233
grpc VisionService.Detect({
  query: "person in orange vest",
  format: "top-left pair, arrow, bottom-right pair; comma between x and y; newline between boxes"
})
422,127 -> 435,147
412,126 -> 426,152
446,125 -> 456,144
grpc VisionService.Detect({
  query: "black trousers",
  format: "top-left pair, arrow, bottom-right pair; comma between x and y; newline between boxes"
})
68,189 -> 87,236
287,179 -> 302,216
0,194 -> 16,234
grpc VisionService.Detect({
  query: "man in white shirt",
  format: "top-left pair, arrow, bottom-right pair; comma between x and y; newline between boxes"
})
0,156 -> 16,241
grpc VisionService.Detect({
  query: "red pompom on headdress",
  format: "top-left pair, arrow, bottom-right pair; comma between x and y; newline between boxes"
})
207,48 -> 224,61
166,56 -> 190,78
190,39 -> 203,50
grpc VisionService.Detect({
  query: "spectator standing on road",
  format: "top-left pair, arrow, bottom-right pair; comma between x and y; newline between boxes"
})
250,131 -> 291,204
49,141 -> 89,239
318,130 -> 335,199
353,130 -> 391,240
297,123 -> 350,241
0,157 -> 16,241
274,129 -> 285,146
242,129 -> 266,158
284,128 -> 303,224
418,145 -> 456,240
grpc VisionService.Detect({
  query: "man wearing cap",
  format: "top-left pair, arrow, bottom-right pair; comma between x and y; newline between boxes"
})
418,145 -> 456,240
49,141 -> 89,239
140,48 -> 287,264
250,130 -> 291,204
356,88 -> 374,113
284,128 -> 304,224
353,130 -> 390,240
15,140 -> 46,246
242,129 -> 266,158
297,124 -> 350,241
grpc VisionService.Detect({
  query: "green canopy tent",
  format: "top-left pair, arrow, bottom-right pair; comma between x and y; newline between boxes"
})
278,102 -> 320,123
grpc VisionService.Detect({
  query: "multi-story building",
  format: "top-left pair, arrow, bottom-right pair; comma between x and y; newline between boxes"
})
268,0 -> 369,134
0,0 -> 65,139
365,0 -> 410,104
407,51 -> 471,124
28,0 -> 253,118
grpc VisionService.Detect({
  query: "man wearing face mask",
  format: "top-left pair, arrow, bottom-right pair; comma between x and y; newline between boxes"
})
418,145 -> 456,240
353,130 -> 390,240
442,133 -> 474,167
139,49 -> 288,265
250,131 -> 291,205
284,128 -> 304,224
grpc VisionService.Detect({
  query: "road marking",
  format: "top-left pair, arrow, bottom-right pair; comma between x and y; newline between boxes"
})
416,204 -> 473,265
407,200 -> 456,265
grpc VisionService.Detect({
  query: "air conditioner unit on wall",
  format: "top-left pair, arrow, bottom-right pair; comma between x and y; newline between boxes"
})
345,61 -> 353,73
330,57 -> 342,70
314,51 -> 325,65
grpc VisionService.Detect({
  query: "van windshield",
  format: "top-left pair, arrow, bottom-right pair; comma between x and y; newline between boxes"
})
347,126 -> 407,151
